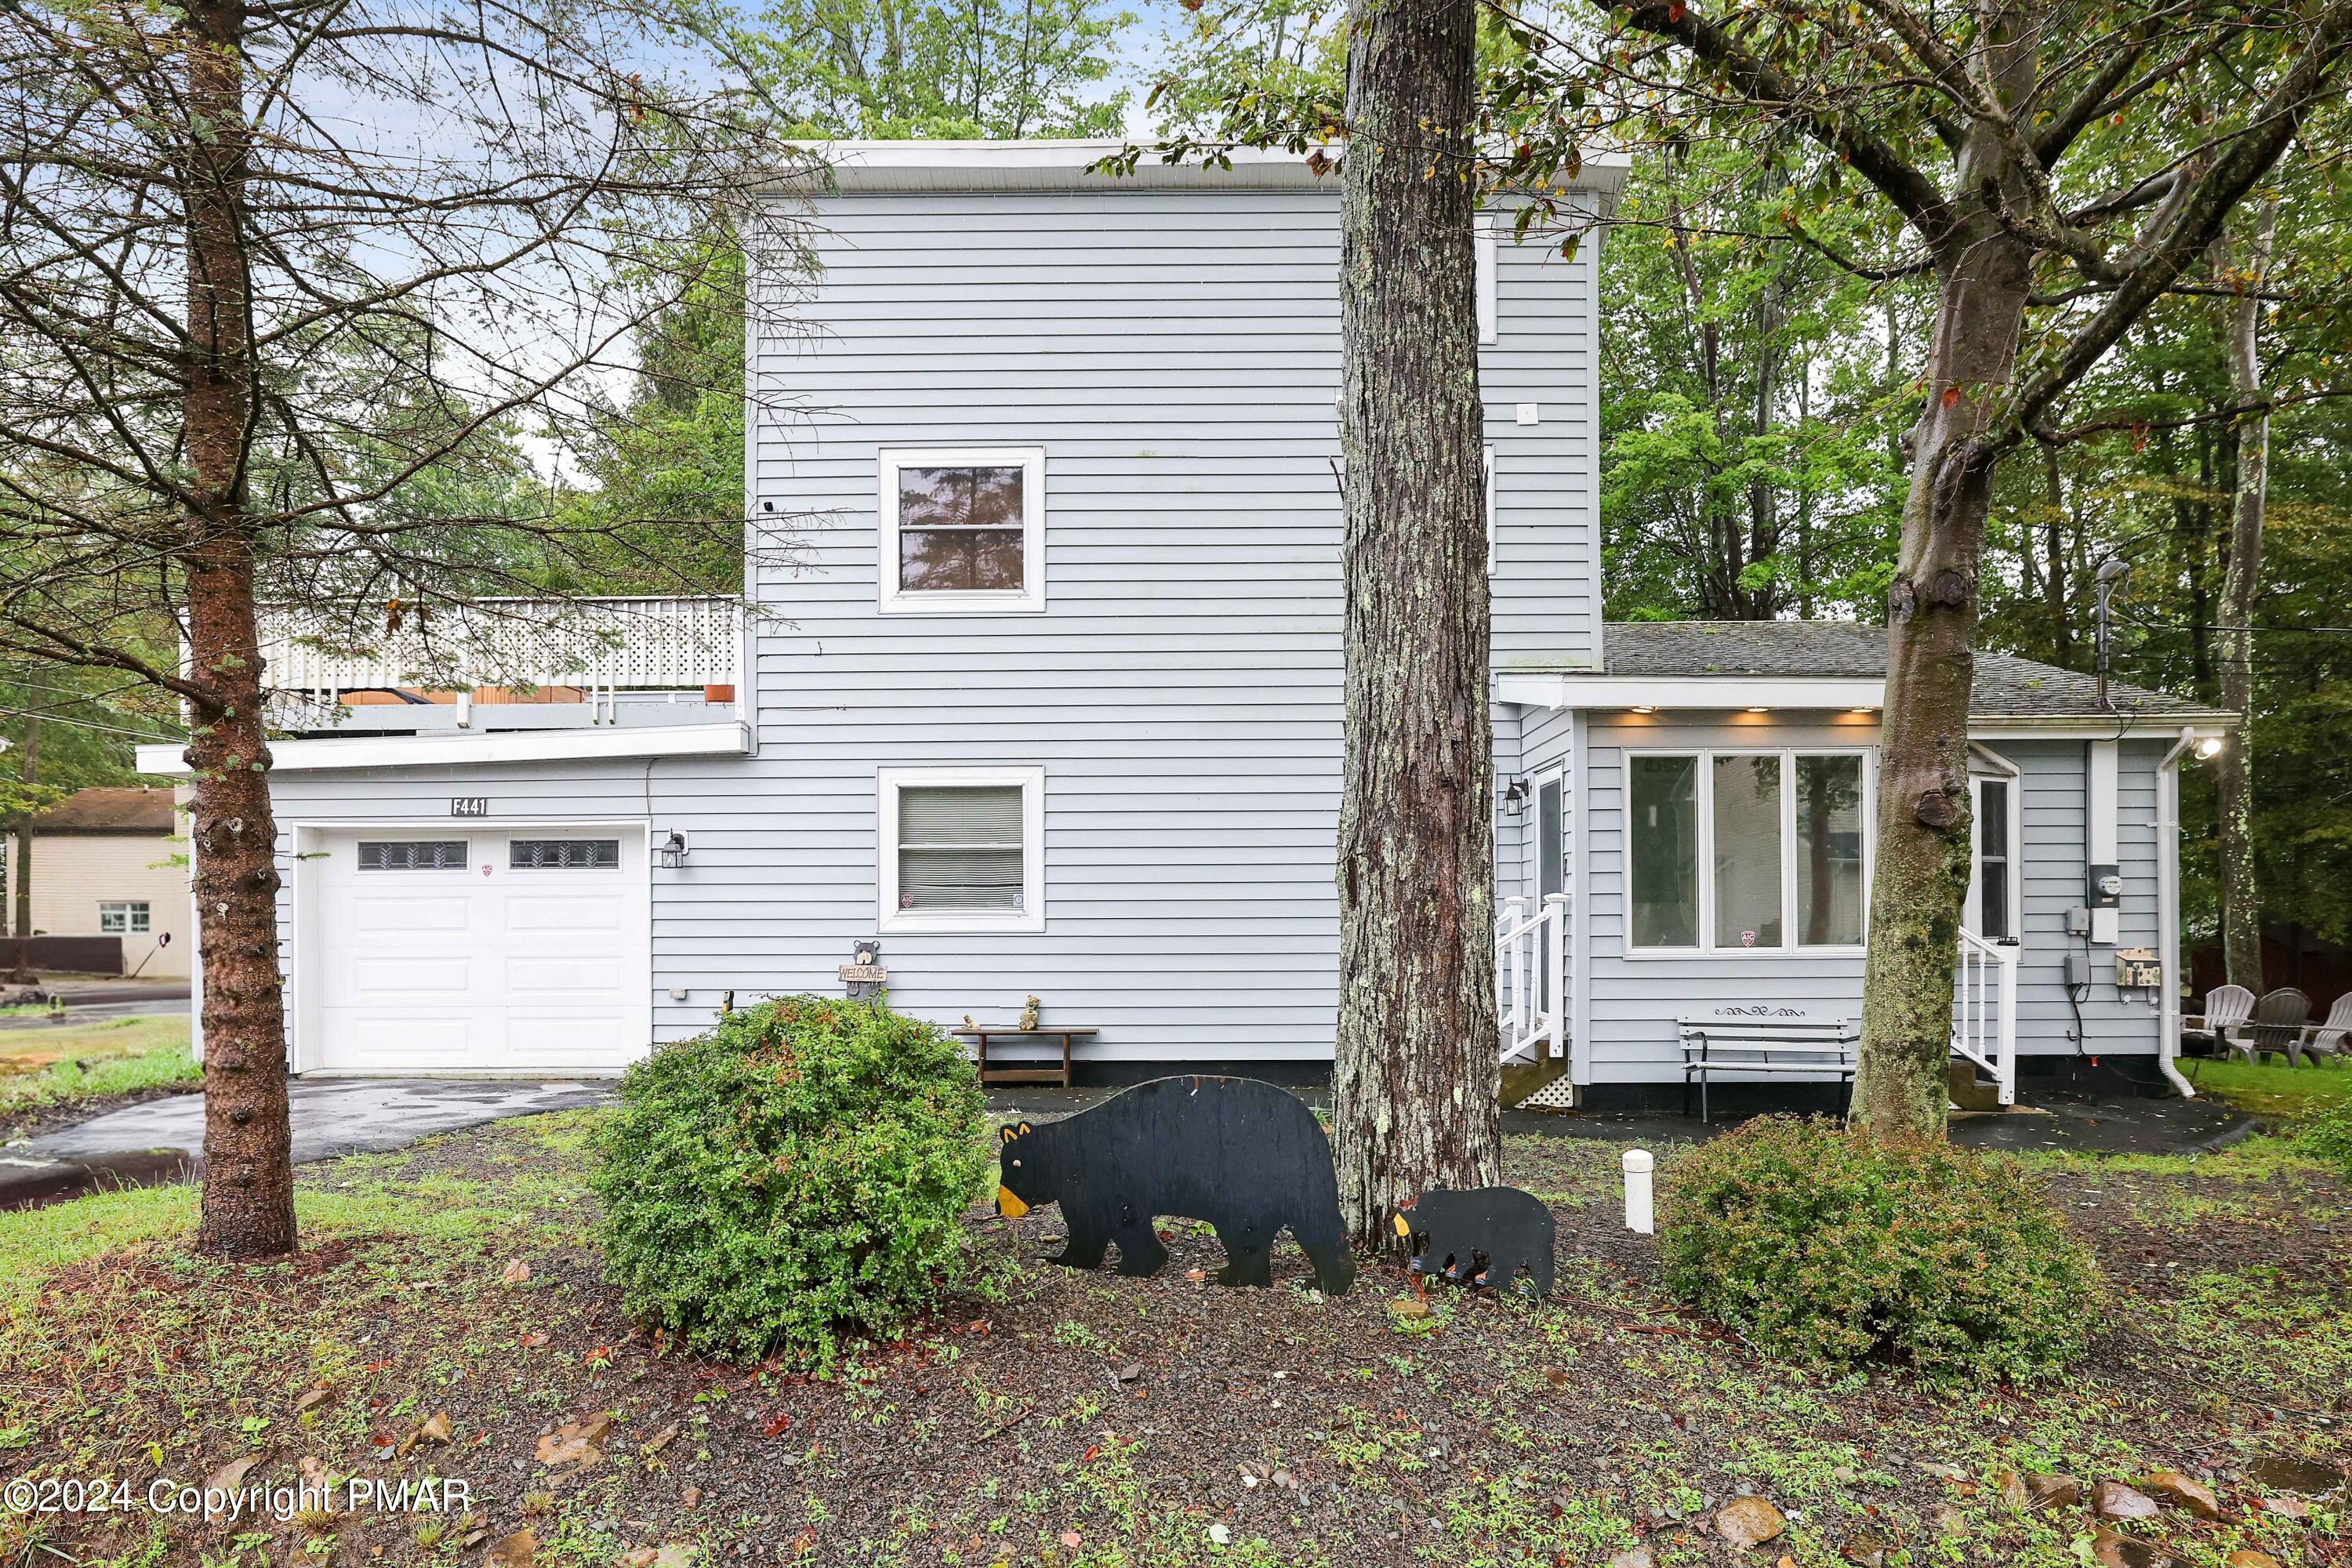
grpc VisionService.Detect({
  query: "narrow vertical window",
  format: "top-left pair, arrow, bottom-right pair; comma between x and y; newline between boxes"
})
1976,778 -> 2012,940
1711,754 -> 1784,949
1795,754 -> 1866,946
1629,755 -> 1698,948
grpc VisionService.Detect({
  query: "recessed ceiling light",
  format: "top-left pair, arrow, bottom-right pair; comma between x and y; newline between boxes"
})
1629,704 -> 1657,714
1745,706 -> 1769,714
1851,705 -> 1878,714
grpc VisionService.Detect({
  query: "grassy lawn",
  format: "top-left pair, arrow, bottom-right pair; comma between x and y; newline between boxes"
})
1,1113 -> 2346,1568
0,1015 -> 198,1136
2184,1056 -> 2352,1118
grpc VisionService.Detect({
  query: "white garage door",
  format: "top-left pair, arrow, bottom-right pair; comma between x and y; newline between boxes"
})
310,826 -> 650,1073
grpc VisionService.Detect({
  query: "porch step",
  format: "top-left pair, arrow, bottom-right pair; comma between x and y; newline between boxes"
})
1947,1058 -> 2002,1114
1502,1052 -> 1574,1111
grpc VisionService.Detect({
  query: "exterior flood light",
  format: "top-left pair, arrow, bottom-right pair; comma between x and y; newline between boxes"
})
2195,735 -> 2224,760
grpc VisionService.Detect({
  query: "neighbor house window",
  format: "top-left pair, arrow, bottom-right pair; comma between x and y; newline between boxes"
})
98,901 -> 150,935
1627,750 -> 1872,952
877,447 -> 1045,613
878,767 -> 1045,932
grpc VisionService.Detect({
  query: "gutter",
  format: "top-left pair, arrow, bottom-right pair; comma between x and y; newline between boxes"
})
2154,727 -> 2200,1099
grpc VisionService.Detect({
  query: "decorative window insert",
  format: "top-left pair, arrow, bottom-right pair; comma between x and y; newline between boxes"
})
357,840 -> 468,871
509,838 -> 620,869
877,447 -> 1046,614
877,767 -> 1045,933
98,900 -> 151,934
1626,749 -> 1873,953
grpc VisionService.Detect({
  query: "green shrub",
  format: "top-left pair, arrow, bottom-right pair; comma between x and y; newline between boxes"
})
1657,1116 -> 2102,1381
2293,1100 -> 2352,1174
590,996 -> 991,1367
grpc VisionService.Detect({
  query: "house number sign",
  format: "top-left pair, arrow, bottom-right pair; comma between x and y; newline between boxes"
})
449,797 -> 489,818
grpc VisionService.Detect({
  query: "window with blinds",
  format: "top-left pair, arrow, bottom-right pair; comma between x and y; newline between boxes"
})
896,786 -> 1025,912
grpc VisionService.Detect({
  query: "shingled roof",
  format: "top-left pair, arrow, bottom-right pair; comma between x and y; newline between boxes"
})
31,786 -> 180,835
1599,621 -> 2232,722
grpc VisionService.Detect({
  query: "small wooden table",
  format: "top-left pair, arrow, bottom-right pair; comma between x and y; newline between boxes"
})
953,1025 -> 1097,1087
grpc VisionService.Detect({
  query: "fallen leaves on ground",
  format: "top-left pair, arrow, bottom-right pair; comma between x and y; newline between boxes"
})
536,1412 -> 615,1468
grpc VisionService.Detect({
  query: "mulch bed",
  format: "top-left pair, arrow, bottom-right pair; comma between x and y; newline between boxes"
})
2,1123 -> 2347,1567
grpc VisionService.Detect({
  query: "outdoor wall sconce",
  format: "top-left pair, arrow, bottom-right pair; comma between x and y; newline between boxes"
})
1501,779 -> 1530,812
659,829 -> 690,868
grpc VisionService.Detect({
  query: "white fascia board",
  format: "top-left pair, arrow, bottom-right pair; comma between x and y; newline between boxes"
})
1497,675 -> 1886,710
135,720 -> 751,777
780,139 -> 1631,198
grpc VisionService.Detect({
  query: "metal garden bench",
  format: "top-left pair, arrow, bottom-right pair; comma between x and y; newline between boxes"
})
1678,1012 -> 1860,1124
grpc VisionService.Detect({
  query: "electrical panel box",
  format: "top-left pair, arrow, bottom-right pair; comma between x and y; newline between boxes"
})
2114,947 -> 2161,990
2064,953 -> 2094,989
2066,906 -> 2092,936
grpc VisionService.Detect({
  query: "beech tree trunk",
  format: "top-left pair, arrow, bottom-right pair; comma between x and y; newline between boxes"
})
1330,0 -> 1498,1247
1852,125 -> 2037,1138
184,0 -> 297,1259
2216,202 -> 2278,994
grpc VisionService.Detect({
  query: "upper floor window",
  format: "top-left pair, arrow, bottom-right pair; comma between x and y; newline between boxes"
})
1628,749 -> 1871,953
878,447 -> 1046,615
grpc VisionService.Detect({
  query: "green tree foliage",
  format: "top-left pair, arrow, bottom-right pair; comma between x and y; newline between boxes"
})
590,996 -> 992,1367
1597,145 -> 1915,622
736,0 -> 1134,139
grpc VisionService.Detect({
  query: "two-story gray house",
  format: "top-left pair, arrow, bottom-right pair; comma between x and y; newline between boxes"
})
140,140 -> 2232,1108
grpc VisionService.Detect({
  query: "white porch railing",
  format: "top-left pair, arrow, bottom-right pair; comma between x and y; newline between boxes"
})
1953,929 -> 2020,1106
258,595 -> 740,693
1497,893 -> 1567,1063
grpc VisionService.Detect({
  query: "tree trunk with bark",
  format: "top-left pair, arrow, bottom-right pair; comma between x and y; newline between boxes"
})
1330,0 -> 1498,1247
183,0 -> 296,1260
1852,129 -> 2038,1138
8,713 -> 33,983
2216,201 -> 2278,994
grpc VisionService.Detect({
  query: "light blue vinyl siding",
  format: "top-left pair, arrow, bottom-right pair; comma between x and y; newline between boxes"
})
1572,714 -> 2168,1081
260,179 -> 1606,1069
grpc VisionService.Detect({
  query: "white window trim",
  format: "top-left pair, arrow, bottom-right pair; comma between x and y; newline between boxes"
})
877,765 -> 1046,934
877,446 -> 1047,615
99,900 -> 151,935
1483,445 -> 1497,575
1964,771 -> 2023,941
1476,221 -> 1498,343
1623,746 -> 1875,958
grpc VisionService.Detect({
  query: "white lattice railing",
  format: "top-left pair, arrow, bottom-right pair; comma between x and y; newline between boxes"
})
1953,928 -> 2020,1106
1497,893 -> 1567,1064
259,596 -> 739,692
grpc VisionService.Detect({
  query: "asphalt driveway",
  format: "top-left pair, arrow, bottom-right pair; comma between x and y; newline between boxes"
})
0,1079 -> 608,1210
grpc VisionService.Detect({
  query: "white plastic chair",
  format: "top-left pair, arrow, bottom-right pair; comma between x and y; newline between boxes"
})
2185,984 -> 2255,1058
2299,993 -> 2352,1066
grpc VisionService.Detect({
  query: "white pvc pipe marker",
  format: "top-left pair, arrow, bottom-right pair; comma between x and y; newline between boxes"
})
1622,1149 -> 1654,1235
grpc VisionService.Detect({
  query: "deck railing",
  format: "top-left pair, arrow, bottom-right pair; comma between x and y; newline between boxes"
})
259,595 -> 740,693
1497,893 -> 1567,1064
1953,928 -> 2020,1106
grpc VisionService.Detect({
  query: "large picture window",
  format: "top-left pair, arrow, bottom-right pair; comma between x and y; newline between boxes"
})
1627,749 -> 1872,953
877,767 -> 1045,932
877,447 -> 1045,614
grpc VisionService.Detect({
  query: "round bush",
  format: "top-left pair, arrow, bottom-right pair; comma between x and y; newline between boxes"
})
590,996 -> 991,1367
1657,1116 -> 2102,1381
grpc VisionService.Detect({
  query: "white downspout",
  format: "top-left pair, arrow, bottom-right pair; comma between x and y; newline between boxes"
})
2156,727 -> 2198,1099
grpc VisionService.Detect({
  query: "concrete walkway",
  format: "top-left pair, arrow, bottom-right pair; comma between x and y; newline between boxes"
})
1,1079 -> 608,1210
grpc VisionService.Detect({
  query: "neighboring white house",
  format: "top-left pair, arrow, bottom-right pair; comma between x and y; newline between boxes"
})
16,786 -> 190,979
138,140 -> 2230,1104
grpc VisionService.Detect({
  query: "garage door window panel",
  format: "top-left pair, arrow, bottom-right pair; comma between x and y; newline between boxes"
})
358,840 -> 468,871
509,838 -> 620,869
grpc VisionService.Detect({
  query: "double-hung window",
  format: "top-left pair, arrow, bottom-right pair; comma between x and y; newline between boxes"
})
1968,774 -> 2018,940
877,447 -> 1045,613
878,767 -> 1045,932
1628,749 -> 1871,953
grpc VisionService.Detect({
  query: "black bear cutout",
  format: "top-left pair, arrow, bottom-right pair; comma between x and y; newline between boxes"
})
995,1076 -> 1356,1296
1394,1186 -> 1555,1297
